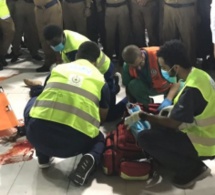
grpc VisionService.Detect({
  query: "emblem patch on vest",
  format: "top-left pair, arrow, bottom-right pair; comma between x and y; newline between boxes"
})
69,74 -> 83,87
150,69 -> 157,77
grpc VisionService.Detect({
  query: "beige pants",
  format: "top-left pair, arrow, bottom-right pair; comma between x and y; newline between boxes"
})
131,0 -> 159,47
12,0 -> 40,56
162,4 -> 197,65
35,1 -> 63,66
0,17 -> 15,56
105,4 -> 130,60
62,1 -> 87,36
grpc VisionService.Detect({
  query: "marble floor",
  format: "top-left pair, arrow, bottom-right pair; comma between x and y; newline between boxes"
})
0,52 -> 215,195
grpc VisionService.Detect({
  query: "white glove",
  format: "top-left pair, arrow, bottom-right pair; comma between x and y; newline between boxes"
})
124,111 -> 141,127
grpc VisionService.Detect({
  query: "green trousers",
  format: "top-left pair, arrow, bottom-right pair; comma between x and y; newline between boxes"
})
127,79 -> 168,105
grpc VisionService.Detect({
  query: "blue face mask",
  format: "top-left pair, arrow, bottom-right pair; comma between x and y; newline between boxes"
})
161,69 -> 177,83
51,42 -> 65,52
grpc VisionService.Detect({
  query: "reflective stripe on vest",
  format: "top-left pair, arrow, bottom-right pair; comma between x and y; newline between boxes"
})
33,99 -> 100,128
97,52 -> 106,68
179,116 -> 215,129
30,60 -> 105,138
96,51 -> 110,74
45,82 -> 99,107
174,67 -> 215,156
187,134 -> 215,147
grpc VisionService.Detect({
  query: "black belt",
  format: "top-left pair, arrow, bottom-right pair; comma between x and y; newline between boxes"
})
64,0 -> 84,3
106,1 -> 127,7
24,0 -> 33,3
36,0 -> 58,9
164,2 -> 195,8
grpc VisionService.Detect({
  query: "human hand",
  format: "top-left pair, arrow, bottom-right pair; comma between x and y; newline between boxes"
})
157,98 -> 172,111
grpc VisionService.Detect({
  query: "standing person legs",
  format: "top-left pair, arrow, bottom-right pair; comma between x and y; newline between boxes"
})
0,17 -> 15,68
142,0 -> 159,46
118,4 -> 131,65
130,3 -> 146,47
162,5 -> 178,44
104,6 -> 118,59
34,1 -> 63,72
24,1 -> 41,59
177,6 -> 197,66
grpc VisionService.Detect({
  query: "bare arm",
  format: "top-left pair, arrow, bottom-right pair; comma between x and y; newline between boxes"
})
166,82 -> 181,101
139,112 -> 182,129
99,108 -> 109,124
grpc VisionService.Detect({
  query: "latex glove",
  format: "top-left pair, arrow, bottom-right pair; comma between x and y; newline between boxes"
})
124,112 -> 141,128
158,98 -> 172,111
130,120 -> 151,132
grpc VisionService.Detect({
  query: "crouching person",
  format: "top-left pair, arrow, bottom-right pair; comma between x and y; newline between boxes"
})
125,40 -> 215,189
23,42 -> 110,186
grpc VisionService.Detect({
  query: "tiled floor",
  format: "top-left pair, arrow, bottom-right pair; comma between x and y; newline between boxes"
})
0,54 -> 215,195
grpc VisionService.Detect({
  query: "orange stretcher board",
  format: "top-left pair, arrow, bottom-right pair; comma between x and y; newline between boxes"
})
0,87 -> 19,131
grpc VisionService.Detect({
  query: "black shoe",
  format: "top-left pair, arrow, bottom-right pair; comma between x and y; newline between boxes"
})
69,154 -> 95,186
36,65 -> 50,72
38,156 -> 54,169
11,55 -> 20,63
21,40 -> 27,48
5,52 -> 14,59
172,165 -> 211,189
0,56 -> 8,66
0,64 -> 3,71
32,54 -> 43,61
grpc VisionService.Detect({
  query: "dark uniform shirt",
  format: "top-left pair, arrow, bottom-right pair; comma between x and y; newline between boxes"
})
170,87 -> 207,123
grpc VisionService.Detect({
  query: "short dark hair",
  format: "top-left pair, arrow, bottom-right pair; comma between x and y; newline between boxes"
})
43,25 -> 63,41
76,41 -> 100,63
122,45 -> 142,64
157,40 -> 191,69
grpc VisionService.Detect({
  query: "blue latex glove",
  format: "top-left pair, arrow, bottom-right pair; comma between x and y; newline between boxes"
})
130,120 -> 151,140
158,98 -> 172,111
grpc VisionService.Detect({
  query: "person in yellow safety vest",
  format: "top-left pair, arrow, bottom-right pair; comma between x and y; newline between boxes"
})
43,25 -> 114,86
0,0 -> 15,70
124,40 -> 215,189
23,42 -> 110,186
42,24 -> 126,121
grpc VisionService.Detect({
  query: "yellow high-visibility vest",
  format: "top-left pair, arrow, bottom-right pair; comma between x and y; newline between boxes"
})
0,0 -> 10,19
30,59 -> 105,138
62,30 -> 110,74
174,67 -> 215,157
